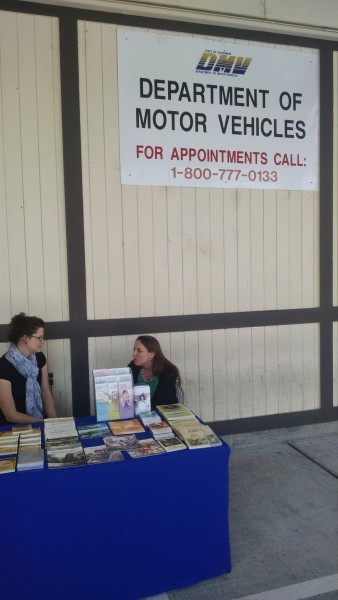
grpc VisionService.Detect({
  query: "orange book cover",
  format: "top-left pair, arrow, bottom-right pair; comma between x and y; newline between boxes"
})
108,419 -> 145,435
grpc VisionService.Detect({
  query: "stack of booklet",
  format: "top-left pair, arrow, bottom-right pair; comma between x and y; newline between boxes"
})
0,456 -> 17,474
0,425 -> 44,472
0,430 -> 19,457
138,410 -> 162,427
157,436 -> 187,452
146,415 -> 188,452
17,427 -> 44,471
156,404 -> 197,422
127,438 -> 165,458
172,420 -> 222,449
45,417 -> 86,468
148,420 -> 174,439
156,404 -> 223,449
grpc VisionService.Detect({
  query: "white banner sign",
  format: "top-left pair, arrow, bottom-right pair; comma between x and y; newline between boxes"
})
117,28 -> 319,190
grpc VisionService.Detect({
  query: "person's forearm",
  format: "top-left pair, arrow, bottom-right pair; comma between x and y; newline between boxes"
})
4,410 -> 43,424
42,391 -> 57,418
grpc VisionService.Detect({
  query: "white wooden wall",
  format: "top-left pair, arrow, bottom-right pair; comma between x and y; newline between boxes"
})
0,10 -> 336,422
79,23 -> 320,322
88,325 -> 320,420
0,11 -> 72,415
79,22 -> 321,418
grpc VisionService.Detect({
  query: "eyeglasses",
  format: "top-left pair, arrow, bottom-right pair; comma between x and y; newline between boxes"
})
29,335 -> 45,341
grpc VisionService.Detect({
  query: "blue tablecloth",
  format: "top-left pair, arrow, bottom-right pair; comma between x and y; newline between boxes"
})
0,417 -> 231,600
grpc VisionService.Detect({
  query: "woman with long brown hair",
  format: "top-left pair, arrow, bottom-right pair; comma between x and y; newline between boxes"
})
128,335 -> 181,408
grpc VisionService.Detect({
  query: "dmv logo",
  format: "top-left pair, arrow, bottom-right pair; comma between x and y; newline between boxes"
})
196,52 -> 252,75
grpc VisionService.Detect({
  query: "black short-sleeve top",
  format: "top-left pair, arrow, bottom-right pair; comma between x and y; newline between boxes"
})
0,352 -> 46,424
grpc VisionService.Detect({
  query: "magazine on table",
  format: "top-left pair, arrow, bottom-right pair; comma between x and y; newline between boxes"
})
46,444 -> 86,468
118,381 -> 134,419
108,419 -> 145,435
133,385 -> 151,416
17,448 -> 45,471
128,438 -> 165,458
0,457 -> 16,474
157,436 -> 187,452
104,434 -> 141,451
77,423 -> 111,440
84,444 -> 124,464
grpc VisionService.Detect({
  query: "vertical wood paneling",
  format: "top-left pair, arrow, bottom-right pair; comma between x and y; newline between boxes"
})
102,24 -> 126,319
35,16 -> 68,321
263,190 -> 277,309
224,189 -> 239,312
237,190 -> 252,312
153,186 -> 170,316
45,340 -> 72,416
252,326 -> 266,416
212,329 -> 227,420
85,325 -> 320,420
181,187 -> 197,314
301,191 -> 316,306
182,330 -> 200,415
17,15 -> 44,316
138,186 -> 155,316
239,328 -> 253,417
264,325 -> 279,414
210,188 -> 225,313
196,188 -> 211,314
302,323 -> 319,410
167,187 -> 184,315
225,328 -> 241,419
197,329 -> 213,422
170,331 -> 186,392
84,23 -> 111,319
250,190 -> 264,311
1,12 -> 27,312
122,185 -> 140,316
277,325 -> 291,413
276,192 -> 290,308
289,324 -> 304,412
0,11 -> 68,323
289,193 -> 302,308
313,192 -> 320,307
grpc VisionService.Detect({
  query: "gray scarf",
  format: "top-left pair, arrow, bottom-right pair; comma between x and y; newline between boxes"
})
6,344 -> 43,418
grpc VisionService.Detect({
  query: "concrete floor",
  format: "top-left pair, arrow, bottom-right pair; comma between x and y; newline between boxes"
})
147,421 -> 338,600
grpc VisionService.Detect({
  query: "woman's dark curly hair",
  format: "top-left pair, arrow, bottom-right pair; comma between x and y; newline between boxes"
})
8,312 -> 45,344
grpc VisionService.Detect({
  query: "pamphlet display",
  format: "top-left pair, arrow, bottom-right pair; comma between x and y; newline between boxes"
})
93,367 -> 134,421
133,385 -> 151,415
0,402 -> 224,474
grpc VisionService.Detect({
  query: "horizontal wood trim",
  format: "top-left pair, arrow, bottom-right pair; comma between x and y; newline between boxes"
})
0,307 -> 326,343
209,407 -> 338,436
1,1 -> 338,50
86,309 -> 322,337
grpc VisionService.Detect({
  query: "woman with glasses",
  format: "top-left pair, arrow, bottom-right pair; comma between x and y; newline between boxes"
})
0,312 -> 57,424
